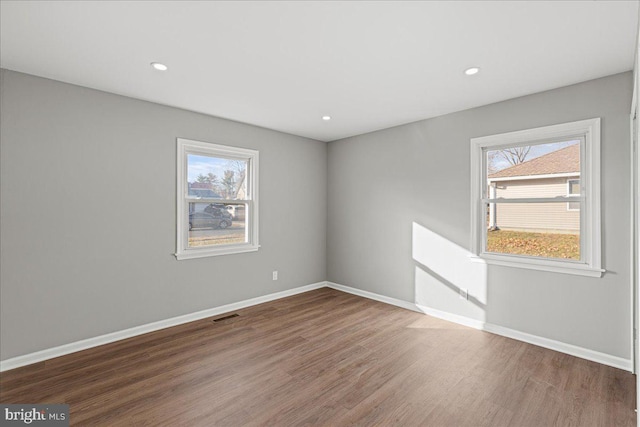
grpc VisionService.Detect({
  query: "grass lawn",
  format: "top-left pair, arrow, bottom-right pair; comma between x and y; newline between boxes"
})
188,233 -> 245,247
188,222 -> 246,247
486,230 -> 580,260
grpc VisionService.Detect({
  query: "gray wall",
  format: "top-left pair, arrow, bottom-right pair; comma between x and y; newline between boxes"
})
327,72 -> 633,359
1,68 -> 633,363
0,69 -> 327,360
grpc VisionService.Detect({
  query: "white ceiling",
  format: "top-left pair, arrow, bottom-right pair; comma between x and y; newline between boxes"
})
1,1 -> 638,142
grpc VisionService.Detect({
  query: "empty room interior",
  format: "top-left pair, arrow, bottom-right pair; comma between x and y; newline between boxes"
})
2,1 -> 640,426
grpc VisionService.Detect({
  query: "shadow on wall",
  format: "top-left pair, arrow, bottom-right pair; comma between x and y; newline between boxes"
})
412,222 -> 487,323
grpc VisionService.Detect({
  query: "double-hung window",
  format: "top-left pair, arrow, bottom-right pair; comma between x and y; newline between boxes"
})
176,138 -> 259,260
470,118 -> 603,277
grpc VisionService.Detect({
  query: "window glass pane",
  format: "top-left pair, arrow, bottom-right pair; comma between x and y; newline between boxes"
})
568,179 -> 580,195
567,201 -> 580,211
187,154 -> 248,200
485,202 -> 580,260
188,202 -> 247,247
486,140 -> 580,199
177,139 -> 258,260
567,179 -> 580,211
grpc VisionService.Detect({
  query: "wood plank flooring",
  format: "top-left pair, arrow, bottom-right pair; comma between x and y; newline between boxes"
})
0,288 -> 635,426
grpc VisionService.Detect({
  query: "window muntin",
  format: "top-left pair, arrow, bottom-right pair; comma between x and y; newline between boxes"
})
470,118 -> 602,277
176,139 -> 258,260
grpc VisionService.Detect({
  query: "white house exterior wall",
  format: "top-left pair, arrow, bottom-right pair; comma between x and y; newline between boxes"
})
491,176 -> 580,232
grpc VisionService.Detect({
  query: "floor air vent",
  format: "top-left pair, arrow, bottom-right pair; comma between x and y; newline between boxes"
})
213,313 -> 239,322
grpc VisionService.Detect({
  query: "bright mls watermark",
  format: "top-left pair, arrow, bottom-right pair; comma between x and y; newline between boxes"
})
1,405 -> 68,426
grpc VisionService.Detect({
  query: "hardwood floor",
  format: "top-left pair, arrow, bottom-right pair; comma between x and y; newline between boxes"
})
0,288 -> 635,426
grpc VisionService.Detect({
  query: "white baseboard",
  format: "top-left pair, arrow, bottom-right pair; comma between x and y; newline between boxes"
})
325,281 -> 422,313
482,322 -> 632,372
414,304 -> 487,329
416,304 -> 632,372
327,281 -> 632,372
2,280 -> 632,373
0,282 -> 326,372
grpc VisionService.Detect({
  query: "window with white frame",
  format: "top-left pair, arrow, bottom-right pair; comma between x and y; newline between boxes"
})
470,118 -> 603,277
176,138 -> 258,260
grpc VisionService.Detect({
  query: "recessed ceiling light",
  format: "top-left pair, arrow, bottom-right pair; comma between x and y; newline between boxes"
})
322,116 -> 331,121
465,67 -> 480,76
151,62 -> 168,71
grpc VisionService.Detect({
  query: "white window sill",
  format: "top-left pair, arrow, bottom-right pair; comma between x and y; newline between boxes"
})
469,254 -> 604,278
176,244 -> 259,260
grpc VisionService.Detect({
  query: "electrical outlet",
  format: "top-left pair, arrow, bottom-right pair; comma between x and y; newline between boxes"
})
272,271 -> 278,281
459,288 -> 468,300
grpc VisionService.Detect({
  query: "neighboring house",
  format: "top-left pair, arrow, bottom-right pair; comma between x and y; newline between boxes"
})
188,181 -> 247,220
188,182 -> 222,213
188,182 -> 222,198
488,144 -> 580,232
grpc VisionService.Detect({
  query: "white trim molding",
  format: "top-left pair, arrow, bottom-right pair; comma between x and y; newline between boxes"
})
470,118 -> 602,277
416,304 -> 630,372
325,282 -> 422,313
2,281 -> 630,373
488,172 -> 580,183
0,282 -> 325,372
175,138 -> 259,260
327,282 -> 632,372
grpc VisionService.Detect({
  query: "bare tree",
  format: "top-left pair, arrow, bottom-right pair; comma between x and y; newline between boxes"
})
487,151 -> 500,174
225,160 -> 247,198
488,146 -> 533,175
497,146 -> 531,166
221,170 -> 236,199
226,160 -> 246,179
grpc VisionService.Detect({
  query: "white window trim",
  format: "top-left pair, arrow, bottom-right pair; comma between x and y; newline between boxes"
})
175,138 -> 259,260
489,172 -> 579,182
566,178 -> 580,212
470,118 -> 603,277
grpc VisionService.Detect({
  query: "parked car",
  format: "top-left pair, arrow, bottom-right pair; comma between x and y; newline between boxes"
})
189,211 -> 232,230
224,205 -> 236,218
228,204 -> 245,220
204,203 -> 226,214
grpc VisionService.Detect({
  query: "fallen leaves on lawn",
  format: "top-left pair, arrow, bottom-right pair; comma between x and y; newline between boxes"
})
487,230 -> 579,260
188,233 -> 245,247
